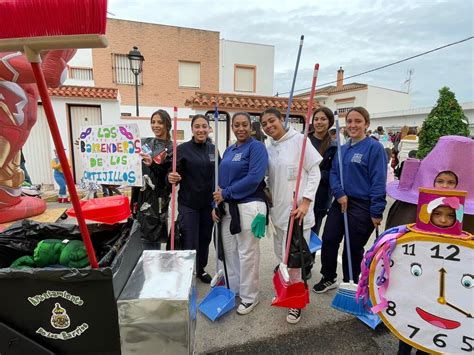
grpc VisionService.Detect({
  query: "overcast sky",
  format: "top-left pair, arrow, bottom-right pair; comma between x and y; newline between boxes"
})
109,0 -> 473,108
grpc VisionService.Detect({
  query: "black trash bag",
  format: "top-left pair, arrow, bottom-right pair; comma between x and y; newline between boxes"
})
0,219 -> 130,268
166,216 -> 183,250
213,205 -> 226,261
134,183 -> 169,243
287,219 -> 314,270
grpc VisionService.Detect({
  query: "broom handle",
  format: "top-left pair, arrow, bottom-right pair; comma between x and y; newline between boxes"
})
214,106 -> 220,274
284,35 -> 304,128
31,62 -> 98,269
283,63 -> 319,265
170,107 -> 178,251
335,114 -> 355,282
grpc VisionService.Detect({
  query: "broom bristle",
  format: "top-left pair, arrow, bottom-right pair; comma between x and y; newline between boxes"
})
0,0 -> 107,40
331,282 -> 367,316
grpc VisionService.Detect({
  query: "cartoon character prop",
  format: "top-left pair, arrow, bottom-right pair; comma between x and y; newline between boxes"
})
357,189 -> 473,354
0,49 -> 75,223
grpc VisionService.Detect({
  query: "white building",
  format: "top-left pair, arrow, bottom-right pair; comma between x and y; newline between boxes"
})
370,101 -> 474,134
296,67 -> 411,119
219,39 -> 274,96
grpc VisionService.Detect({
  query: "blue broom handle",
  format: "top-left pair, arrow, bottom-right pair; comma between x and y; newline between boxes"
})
284,35 -> 304,128
335,114 -> 355,282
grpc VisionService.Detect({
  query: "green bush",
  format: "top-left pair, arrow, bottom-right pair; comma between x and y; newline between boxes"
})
417,87 -> 470,159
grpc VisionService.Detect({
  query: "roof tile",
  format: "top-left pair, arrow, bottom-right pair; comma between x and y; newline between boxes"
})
185,92 -> 317,115
48,86 -> 118,100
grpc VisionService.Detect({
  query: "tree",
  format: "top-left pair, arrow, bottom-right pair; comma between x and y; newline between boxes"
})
417,87 -> 470,159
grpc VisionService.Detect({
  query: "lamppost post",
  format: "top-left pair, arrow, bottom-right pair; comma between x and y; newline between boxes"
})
127,46 -> 144,117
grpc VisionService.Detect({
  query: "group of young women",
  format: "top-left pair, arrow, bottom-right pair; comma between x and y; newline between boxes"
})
133,105 -> 388,325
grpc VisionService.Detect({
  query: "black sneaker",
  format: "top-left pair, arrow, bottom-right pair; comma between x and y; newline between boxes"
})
312,278 -> 337,294
286,308 -> 302,324
198,271 -> 212,284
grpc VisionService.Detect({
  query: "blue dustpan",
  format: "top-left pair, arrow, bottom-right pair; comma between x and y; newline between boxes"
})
198,286 -> 235,321
357,312 -> 382,329
309,231 -> 322,253
357,300 -> 381,329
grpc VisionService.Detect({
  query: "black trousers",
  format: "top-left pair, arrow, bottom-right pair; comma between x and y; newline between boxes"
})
311,209 -> 328,236
320,198 -> 375,283
178,204 -> 213,274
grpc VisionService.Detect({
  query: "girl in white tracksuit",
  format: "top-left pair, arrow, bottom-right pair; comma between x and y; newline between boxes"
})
260,107 -> 322,324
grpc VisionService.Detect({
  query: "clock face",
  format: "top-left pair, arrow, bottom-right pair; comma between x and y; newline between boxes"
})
369,232 -> 474,354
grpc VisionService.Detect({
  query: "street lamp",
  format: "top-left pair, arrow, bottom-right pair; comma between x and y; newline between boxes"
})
127,46 -> 145,117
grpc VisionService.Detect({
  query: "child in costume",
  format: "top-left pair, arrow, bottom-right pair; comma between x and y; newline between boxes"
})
357,188 -> 473,354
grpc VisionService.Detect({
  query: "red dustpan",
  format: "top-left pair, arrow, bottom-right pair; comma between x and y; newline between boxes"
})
271,63 -> 319,309
272,270 -> 309,308
66,195 -> 131,224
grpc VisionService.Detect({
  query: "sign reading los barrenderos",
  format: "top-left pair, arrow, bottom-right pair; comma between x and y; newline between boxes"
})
79,124 -> 143,186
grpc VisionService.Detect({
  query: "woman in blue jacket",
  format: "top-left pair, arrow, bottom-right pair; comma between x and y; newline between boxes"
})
168,114 -> 216,283
213,112 -> 268,315
313,107 -> 387,293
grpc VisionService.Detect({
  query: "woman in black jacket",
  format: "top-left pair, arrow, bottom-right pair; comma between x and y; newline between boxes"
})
309,106 -> 337,235
168,114 -> 216,283
131,109 -> 172,246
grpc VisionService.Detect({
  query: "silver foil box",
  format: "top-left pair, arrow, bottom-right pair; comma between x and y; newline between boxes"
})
118,250 -> 197,354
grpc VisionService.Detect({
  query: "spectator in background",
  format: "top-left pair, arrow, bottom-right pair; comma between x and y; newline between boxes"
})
398,127 -> 419,162
329,128 -> 337,142
51,149 -> 69,203
20,150 -> 32,185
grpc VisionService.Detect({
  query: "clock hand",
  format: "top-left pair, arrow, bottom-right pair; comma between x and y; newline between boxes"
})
437,268 -> 446,304
445,301 -> 473,318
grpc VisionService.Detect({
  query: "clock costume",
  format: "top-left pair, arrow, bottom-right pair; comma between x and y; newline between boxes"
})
357,188 -> 473,354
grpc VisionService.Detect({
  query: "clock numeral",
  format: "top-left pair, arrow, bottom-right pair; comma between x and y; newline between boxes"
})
407,324 -> 420,339
461,336 -> 474,352
402,244 -> 415,256
386,301 -> 397,316
445,245 -> 461,261
433,334 -> 447,348
430,244 -> 461,262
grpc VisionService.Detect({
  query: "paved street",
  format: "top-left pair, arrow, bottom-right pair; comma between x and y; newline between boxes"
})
47,197 -> 398,354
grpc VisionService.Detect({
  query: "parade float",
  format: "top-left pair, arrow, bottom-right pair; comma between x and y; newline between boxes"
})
0,1 -> 196,353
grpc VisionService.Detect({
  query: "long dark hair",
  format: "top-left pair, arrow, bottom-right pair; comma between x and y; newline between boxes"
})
312,107 -> 334,155
150,109 -> 172,142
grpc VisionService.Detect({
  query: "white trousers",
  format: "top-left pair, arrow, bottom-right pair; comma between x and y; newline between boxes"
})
273,225 -> 311,282
221,201 -> 266,303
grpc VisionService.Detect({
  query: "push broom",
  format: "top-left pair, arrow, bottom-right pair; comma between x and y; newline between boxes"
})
210,106 -> 225,288
283,35 -> 304,129
169,107 -> 178,250
0,0 -> 109,268
272,63 -> 319,308
330,111 -> 366,316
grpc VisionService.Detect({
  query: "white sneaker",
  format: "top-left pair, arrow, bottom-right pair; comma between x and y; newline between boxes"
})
286,308 -> 302,324
237,300 -> 259,315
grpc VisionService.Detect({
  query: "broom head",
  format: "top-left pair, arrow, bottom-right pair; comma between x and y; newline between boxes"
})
0,0 -> 108,52
331,281 -> 367,316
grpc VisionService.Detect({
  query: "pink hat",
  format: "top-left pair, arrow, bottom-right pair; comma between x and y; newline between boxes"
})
387,136 -> 474,214
408,188 -> 471,238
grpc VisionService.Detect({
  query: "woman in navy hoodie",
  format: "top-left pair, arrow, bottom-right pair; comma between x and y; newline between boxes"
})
313,107 -> 387,293
168,114 -> 216,283
213,112 -> 268,315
